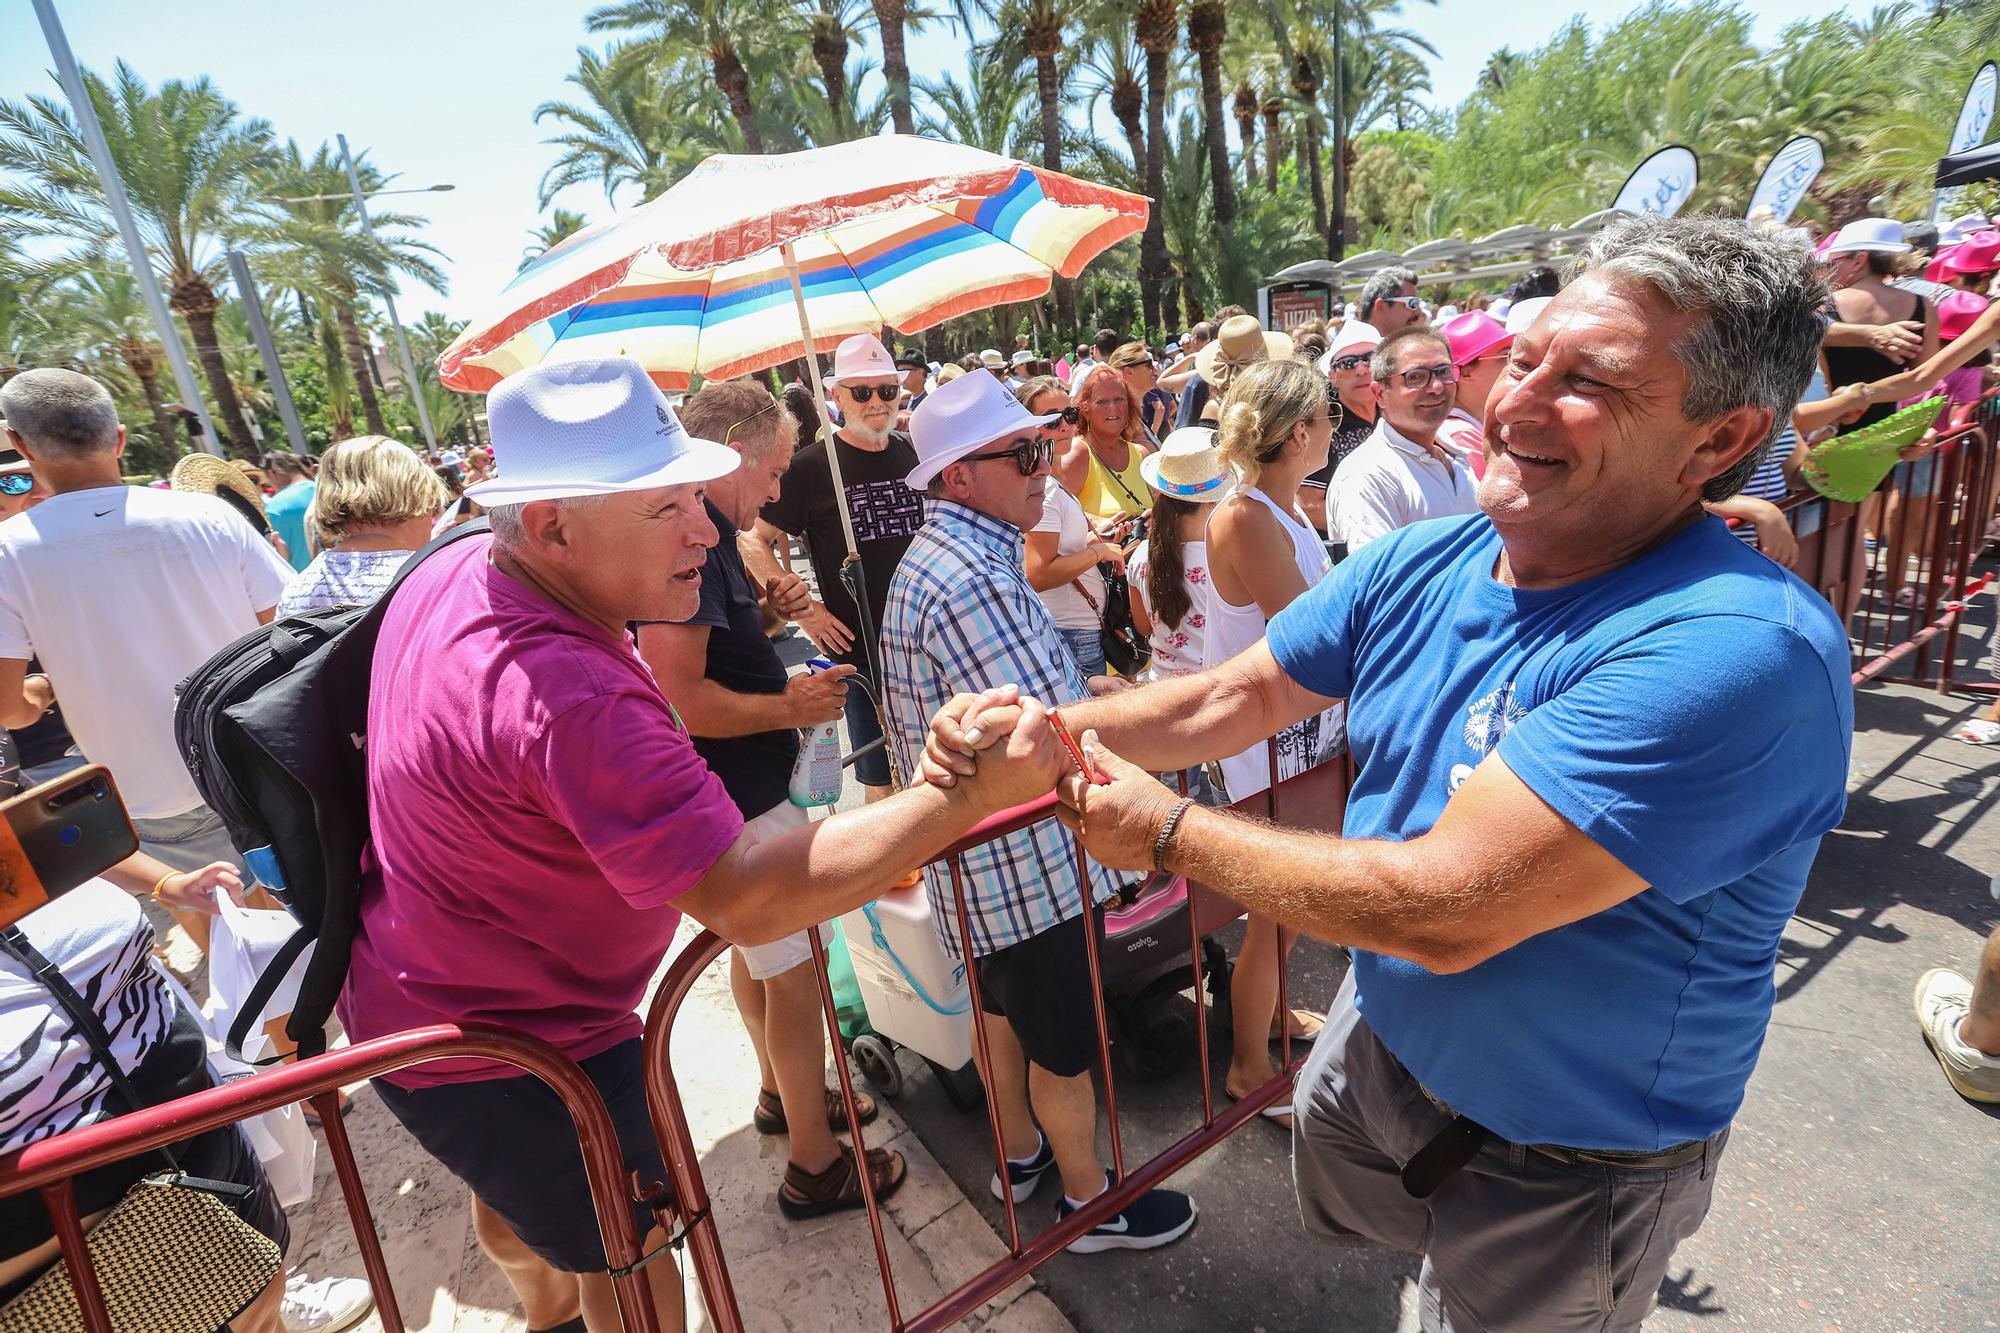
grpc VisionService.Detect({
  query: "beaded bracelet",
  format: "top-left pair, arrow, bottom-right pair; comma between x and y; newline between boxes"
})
1152,797 -> 1196,872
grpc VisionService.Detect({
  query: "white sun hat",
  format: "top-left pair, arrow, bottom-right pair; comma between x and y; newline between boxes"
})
1823,217 -> 1911,256
905,367 -> 1059,490
826,333 -> 899,386
1504,296 -> 1553,335
1317,318 -> 1382,373
1940,213 -> 1992,247
468,355 -> 738,506
1140,427 -> 1230,500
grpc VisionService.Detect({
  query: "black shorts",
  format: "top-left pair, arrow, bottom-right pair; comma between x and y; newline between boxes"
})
372,1037 -> 667,1274
974,913 -> 1103,1079
0,1007 -> 289,1297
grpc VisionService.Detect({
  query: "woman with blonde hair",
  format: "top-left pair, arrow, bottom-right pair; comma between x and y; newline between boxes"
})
1067,360 -> 1152,523
1202,357 -> 1346,1124
277,435 -> 449,615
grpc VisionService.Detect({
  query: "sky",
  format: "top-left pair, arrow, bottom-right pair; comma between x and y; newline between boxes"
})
1,0 -> 1855,325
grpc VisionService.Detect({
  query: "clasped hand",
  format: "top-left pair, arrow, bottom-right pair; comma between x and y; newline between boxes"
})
922,687 -> 1183,871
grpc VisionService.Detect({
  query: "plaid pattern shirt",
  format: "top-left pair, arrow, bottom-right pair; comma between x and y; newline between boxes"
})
880,499 -> 1122,960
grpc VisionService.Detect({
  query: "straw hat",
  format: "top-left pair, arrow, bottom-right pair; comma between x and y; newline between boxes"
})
172,452 -> 267,514
1140,427 -> 1229,500
1196,315 -> 1293,390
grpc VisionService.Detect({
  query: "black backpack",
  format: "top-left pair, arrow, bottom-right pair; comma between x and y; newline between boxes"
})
173,520 -> 488,1061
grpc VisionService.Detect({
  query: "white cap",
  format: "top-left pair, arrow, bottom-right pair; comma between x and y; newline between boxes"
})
1504,297 -> 1553,335
469,355 -> 739,506
906,369 -> 1058,490
1824,217 -> 1910,256
1317,319 -> 1381,373
827,333 -> 898,386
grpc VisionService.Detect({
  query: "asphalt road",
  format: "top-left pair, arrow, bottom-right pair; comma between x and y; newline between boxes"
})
865,639 -> 2000,1331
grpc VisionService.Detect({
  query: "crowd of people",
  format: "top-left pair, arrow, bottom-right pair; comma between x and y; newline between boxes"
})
0,206 -> 1999,1332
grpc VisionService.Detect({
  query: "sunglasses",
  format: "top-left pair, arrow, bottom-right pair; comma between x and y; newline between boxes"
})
1385,364 -> 1460,391
0,475 -> 32,496
842,383 -> 901,404
1051,405 -> 1082,425
961,435 -> 1054,476
1379,295 -> 1424,309
722,398 -> 782,451
1328,352 -> 1374,373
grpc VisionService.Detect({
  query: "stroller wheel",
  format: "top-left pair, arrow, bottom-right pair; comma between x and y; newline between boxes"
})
851,1034 -> 903,1098
1118,1008 -> 1189,1083
924,1057 -> 984,1112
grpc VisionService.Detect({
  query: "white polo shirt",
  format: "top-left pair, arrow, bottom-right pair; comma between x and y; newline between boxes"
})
1327,417 -> 1479,550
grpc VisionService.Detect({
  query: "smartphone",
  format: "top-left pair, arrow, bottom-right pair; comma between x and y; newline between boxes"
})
0,765 -> 138,930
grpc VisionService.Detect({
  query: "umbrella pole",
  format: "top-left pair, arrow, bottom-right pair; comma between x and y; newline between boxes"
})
781,240 -> 902,789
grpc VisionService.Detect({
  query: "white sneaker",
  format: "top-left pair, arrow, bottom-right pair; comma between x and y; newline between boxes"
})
1913,968 -> 2000,1104
280,1275 -> 375,1333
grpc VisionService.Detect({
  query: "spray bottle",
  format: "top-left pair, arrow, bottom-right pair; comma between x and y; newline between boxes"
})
789,657 -> 846,807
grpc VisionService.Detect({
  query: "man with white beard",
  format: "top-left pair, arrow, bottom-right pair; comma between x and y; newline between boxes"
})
755,334 -> 925,800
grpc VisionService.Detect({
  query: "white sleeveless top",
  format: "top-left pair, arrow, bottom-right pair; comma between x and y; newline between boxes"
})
1203,484 -> 1346,800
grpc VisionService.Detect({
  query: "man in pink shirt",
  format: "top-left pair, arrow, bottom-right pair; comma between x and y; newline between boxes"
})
339,355 -> 1058,1333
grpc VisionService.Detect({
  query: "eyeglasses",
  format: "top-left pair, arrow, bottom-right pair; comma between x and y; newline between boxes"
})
722,398 -> 782,451
1379,295 -> 1423,309
961,435 -> 1054,476
0,475 -> 32,496
1384,363 -> 1460,392
842,383 -> 901,404
1328,352 -> 1374,373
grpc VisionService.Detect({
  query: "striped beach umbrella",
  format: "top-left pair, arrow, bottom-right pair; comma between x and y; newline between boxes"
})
437,136 -> 1150,392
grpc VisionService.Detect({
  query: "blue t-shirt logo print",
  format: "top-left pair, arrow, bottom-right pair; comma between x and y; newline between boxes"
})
1451,681 -> 1527,793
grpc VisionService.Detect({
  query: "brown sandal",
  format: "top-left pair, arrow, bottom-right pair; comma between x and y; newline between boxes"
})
754,1085 -> 879,1136
776,1143 -> 906,1219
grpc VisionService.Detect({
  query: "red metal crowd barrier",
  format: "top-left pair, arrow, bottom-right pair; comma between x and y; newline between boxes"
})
644,739 -> 1347,1333
0,1025 -> 668,1333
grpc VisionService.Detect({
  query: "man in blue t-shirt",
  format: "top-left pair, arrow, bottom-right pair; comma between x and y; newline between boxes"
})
925,216 -> 1853,1331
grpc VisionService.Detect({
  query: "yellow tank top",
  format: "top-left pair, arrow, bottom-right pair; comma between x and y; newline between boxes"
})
1079,440 -> 1150,521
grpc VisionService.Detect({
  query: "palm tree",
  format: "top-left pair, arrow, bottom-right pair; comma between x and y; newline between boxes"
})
1187,0 -> 1238,226
916,63 -> 1035,154
873,0 -> 918,135
798,0 -> 874,135
249,140 -> 446,438
0,62 -> 274,456
1133,0 -> 1179,330
588,0 -> 768,154
1080,18 -> 1149,188
1231,77 -> 1259,193
535,45 -> 689,205
63,261 -> 185,453
521,209 -> 590,271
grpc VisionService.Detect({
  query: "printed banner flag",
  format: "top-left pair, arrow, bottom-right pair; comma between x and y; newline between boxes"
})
1746,137 -> 1824,224
1612,146 -> 1699,218
1934,62 -> 1999,225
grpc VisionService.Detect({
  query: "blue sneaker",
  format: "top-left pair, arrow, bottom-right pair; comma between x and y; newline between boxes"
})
990,1133 -> 1056,1203
1057,1172 -> 1197,1253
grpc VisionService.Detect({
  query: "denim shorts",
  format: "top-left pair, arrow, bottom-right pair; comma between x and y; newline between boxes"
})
1057,626 -> 1107,679
841,676 -> 893,788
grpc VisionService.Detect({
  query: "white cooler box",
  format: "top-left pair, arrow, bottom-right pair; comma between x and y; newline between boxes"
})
839,880 -> 973,1070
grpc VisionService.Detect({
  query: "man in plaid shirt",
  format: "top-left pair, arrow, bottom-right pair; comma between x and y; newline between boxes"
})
881,370 -> 1197,1254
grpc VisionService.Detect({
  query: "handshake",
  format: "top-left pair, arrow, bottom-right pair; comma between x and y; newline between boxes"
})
922,684 -> 1189,873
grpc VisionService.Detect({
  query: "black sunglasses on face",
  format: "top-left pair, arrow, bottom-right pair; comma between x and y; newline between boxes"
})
843,383 -> 901,404
1329,352 -> 1373,373
0,475 -> 32,496
1053,405 -> 1082,425
962,435 -> 1054,476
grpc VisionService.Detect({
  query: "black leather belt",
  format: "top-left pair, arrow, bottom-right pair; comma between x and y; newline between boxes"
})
1400,1087 -> 1711,1199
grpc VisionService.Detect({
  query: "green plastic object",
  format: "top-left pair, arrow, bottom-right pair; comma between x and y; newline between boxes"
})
1801,397 -> 1947,502
828,920 -> 874,1041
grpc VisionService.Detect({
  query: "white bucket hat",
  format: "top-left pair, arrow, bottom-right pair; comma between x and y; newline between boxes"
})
468,355 -> 738,506
1318,318 -> 1382,372
1140,427 -> 1230,500
906,369 -> 1058,490
1824,217 -> 1910,256
826,333 -> 899,387
1504,296 -> 1553,336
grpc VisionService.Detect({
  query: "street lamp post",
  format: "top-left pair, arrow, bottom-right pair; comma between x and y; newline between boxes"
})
31,0 -> 220,454
335,134 -> 438,452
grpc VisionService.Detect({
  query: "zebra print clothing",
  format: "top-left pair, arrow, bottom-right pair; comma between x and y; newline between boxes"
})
0,883 -> 176,1152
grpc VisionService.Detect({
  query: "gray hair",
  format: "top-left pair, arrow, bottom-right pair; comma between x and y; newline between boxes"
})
485,494 -> 609,548
0,368 -> 120,458
1356,267 -> 1418,323
1568,215 -> 1832,502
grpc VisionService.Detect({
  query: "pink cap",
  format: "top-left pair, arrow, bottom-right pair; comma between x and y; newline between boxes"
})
1440,310 -> 1513,367
1939,289 -> 1991,342
1943,231 -> 2000,276
827,333 -> 898,386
